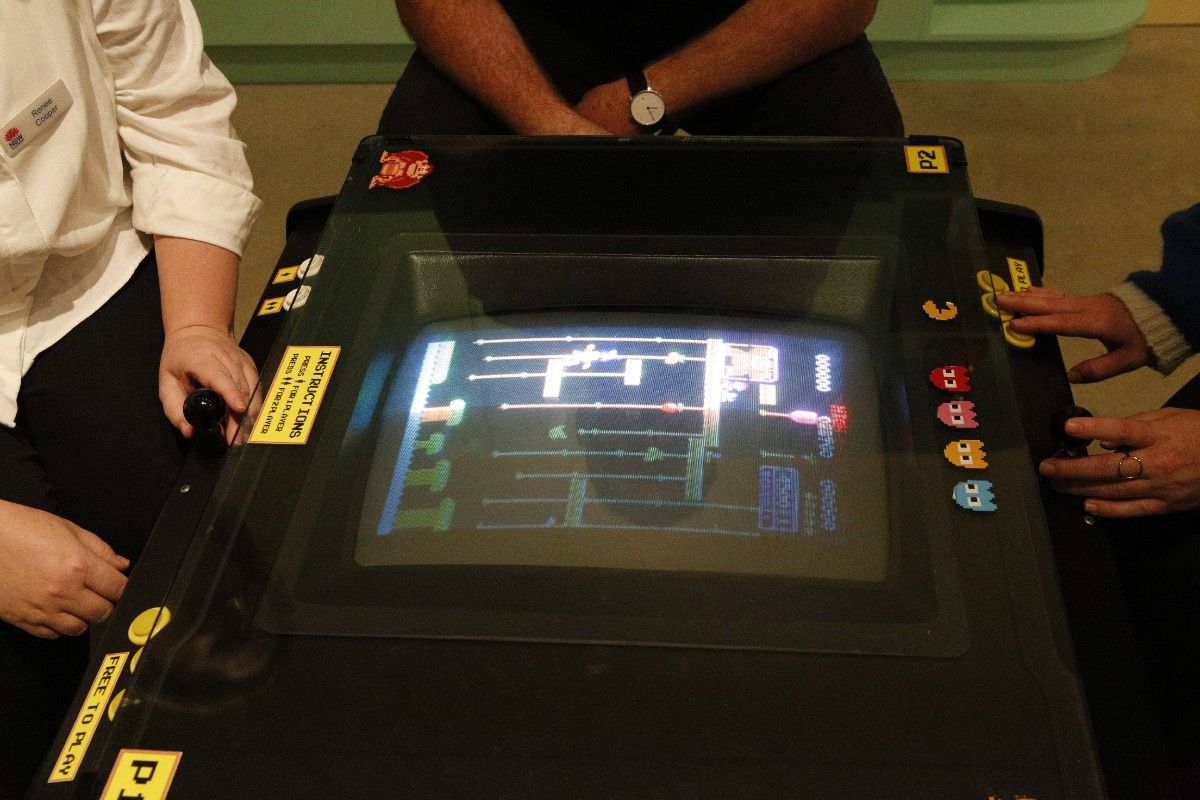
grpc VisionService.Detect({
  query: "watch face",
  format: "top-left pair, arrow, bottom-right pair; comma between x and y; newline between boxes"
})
630,89 -> 665,128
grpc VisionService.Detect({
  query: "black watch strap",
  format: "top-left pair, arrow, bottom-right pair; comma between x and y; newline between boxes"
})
626,69 -> 649,97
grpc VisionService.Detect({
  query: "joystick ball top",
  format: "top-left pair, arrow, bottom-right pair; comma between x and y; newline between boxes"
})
184,388 -> 226,427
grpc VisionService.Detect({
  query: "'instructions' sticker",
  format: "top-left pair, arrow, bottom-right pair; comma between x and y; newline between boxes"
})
249,346 -> 341,444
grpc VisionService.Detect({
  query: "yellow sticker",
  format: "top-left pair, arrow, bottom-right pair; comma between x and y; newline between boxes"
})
272,265 -> 299,284
922,299 -> 958,321
49,652 -> 130,783
257,296 -> 287,316
1007,257 -> 1034,293
249,346 -> 341,445
904,144 -> 949,174
99,750 -> 182,800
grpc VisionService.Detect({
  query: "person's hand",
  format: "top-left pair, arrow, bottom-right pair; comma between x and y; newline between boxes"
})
575,80 -> 641,136
508,100 -> 611,135
548,113 -> 615,136
1039,409 -> 1200,517
160,324 -> 258,444
523,106 -> 612,136
0,501 -> 129,638
997,287 -> 1151,382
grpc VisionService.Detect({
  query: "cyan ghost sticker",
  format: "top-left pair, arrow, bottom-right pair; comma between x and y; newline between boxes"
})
953,480 -> 997,512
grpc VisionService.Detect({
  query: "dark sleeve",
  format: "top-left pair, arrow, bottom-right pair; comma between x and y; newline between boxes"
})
1128,203 -> 1200,350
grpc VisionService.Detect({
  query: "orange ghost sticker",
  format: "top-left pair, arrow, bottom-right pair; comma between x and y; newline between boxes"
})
944,439 -> 988,469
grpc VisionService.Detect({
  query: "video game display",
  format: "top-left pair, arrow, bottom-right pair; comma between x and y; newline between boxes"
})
355,314 -> 889,581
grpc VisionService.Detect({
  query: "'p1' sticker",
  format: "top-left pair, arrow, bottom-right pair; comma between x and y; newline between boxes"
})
99,750 -> 181,800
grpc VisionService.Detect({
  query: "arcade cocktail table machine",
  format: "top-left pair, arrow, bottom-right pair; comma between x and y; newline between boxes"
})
32,137 -> 1135,799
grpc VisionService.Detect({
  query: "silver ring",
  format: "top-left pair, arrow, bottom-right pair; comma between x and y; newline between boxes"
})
1117,453 -> 1144,480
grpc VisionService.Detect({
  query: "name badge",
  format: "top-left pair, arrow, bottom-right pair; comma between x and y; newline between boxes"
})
4,79 -> 74,158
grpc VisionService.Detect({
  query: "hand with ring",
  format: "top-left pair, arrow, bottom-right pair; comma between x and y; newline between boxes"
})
1037,408 -> 1200,518
1117,453 -> 1144,480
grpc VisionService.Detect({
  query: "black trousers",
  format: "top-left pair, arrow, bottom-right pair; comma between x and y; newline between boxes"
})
378,4 -> 903,138
1107,372 -> 1200,798
0,253 -> 186,798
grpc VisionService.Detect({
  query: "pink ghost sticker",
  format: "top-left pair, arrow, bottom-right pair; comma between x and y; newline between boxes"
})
937,400 -> 979,429
930,365 -> 971,392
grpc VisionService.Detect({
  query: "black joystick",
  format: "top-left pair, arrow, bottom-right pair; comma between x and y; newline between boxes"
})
1050,405 -> 1094,454
184,388 -> 228,457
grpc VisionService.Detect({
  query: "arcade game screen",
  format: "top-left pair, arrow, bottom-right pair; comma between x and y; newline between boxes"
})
259,251 -> 959,655
355,313 -> 888,582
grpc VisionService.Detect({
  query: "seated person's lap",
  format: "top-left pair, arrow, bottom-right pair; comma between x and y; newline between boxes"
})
1108,369 -> 1200,795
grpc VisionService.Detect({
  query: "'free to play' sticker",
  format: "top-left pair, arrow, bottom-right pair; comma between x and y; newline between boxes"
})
249,346 -> 341,444
4,79 -> 73,158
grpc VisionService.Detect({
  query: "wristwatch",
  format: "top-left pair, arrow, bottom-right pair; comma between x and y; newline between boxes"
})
626,69 -> 666,132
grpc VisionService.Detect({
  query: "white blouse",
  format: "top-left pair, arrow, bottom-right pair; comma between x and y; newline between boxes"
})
0,0 -> 261,426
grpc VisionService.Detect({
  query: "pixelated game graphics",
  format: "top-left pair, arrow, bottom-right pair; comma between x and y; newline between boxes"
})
930,365 -> 971,392
936,400 -> 979,429
369,150 -> 433,190
943,439 -> 988,469
921,300 -> 958,321
365,322 -> 875,548
953,480 -> 997,512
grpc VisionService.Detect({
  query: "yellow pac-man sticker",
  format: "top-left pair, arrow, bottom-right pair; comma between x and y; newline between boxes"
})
904,145 -> 949,174
48,652 -> 130,783
99,750 -> 182,800
250,346 -> 341,445
922,300 -> 958,321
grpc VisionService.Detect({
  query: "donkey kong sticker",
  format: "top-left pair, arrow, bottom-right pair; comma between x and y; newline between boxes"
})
369,149 -> 433,190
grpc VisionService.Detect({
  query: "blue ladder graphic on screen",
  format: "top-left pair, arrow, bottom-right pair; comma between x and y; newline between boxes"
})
379,340 -> 457,535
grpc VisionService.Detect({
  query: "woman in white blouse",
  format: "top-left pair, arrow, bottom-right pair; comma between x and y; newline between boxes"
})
0,1 -> 260,792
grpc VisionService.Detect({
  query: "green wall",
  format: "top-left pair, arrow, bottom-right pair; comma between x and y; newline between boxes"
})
195,0 -> 1146,83
195,0 -> 412,83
